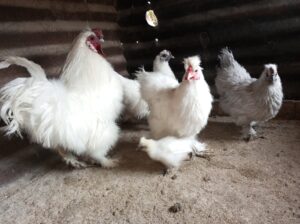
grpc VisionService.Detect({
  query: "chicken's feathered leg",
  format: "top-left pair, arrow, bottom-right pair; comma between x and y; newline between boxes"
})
89,150 -> 119,168
192,139 -> 207,156
237,117 -> 257,141
242,124 -> 257,142
57,148 -> 87,168
85,122 -> 120,168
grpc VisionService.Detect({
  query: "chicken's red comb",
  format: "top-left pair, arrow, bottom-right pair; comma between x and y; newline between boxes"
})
92,28 -> 103,39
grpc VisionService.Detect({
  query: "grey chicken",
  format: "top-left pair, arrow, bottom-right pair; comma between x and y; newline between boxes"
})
215,48 -> 283,140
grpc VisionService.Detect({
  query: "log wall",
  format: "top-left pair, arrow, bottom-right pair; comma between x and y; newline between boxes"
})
0,0 -> 127,87
117,0 -> 300,99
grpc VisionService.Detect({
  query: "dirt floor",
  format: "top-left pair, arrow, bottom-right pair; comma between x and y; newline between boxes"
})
0,117 -> 299,224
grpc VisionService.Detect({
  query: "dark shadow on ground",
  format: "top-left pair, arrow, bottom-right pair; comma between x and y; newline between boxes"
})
199,120 -> 241,141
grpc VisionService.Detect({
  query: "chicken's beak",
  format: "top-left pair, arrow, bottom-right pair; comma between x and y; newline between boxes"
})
183,66 -> 193,80
100,37 -> 105,43
167,53 -> 174,61
265,66 -> 277,83
267,74 -> 276,83
95,38 -> 105,56
183,66 -> 200,81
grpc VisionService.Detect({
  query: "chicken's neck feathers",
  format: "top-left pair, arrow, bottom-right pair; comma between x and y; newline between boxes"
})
60,35 -> 113,92
153,61 -> 175,78
177,79 -> 209,95
252,75 -> 282,96
175,79 -> 212,123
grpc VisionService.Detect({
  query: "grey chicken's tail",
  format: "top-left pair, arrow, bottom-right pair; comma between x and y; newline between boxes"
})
218,47 -> 235,68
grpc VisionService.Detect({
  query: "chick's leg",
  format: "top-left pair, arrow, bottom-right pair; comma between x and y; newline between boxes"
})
57,148 -> 87,168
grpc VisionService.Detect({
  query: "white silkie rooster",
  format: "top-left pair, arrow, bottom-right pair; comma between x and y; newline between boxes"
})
0,28 -> 124,168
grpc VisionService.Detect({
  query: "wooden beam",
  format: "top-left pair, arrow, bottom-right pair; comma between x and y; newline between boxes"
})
212,100 -> 300,120
120,0 -> 300,42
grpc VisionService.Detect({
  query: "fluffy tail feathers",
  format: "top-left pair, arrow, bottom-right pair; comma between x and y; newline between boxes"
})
118,73 -> 149,120
0,56 -> 47,80
0,57 -> 47,137
218,47 -> 235,68
0,78 -> 27,137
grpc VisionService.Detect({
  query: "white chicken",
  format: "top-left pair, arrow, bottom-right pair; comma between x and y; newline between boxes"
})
0,28 -> 124,168
137,55 -> 213,168
138,136 -> 193,169
118,49 -> 176,121
215,48 -> 283,140
152,49 -> 176,79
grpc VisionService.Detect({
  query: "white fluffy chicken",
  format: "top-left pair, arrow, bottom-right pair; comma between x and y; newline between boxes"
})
215,48 -> 283,140
153,49 -> 176,79
137,55 -> 213,168
118,74 -> 149,120
0,28 -> 123,168
138,136 -> 193,169
118,49 -> 176,121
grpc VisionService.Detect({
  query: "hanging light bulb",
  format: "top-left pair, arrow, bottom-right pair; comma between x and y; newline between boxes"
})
155,38 -> 159,42
136,41 -> 139,44
145,1 -> 158,27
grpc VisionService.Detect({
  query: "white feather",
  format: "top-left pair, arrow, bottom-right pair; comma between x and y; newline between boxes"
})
118,73 -> 149,120
139,136 -> 194,168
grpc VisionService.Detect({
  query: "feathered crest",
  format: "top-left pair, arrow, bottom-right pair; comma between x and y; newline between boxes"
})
183,55 -> 201,70
218,47 -> 235,68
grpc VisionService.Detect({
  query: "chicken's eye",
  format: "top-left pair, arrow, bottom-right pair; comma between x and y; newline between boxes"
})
195,69 -> 198,72
90,36 -> 95,41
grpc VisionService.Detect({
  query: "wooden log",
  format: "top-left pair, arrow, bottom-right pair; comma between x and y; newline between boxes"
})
0,5 -> 117,22
0,21 -> 119,33
122,16 -> 300,60
211,100 -> 300,120
0,0 -> 116,13
120,0 -> 300,42
0,30 -> 120,50
118,0 -> 259,26
124,34 -> 300,82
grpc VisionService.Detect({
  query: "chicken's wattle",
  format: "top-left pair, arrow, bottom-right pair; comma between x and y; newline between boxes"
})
96,44 -> 105,56
86,35 -> 105,56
